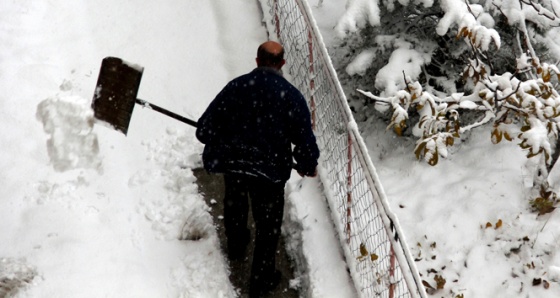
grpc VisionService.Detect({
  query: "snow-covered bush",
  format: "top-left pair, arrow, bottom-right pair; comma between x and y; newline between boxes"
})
336,0 -> 560,209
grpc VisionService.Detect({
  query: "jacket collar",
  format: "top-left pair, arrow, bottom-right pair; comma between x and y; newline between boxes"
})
254,66 -> 283,77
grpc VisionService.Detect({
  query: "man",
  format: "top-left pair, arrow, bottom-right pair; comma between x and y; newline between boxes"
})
195,40 -> 320,297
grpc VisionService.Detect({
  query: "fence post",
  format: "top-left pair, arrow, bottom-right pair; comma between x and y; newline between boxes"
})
273,0 -> 280,39
308,29 -> 316,129
389,245 -> 396,298
346,133 -> 352,243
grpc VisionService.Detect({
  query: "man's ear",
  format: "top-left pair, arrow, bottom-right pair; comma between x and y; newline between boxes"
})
256,58 -> 260,66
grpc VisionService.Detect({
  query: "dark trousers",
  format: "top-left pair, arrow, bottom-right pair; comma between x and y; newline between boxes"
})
223,173 -> 285,287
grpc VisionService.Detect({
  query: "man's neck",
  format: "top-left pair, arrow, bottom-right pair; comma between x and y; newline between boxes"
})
256,66 -> 283,76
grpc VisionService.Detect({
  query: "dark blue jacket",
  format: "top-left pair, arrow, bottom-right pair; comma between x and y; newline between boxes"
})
196,67 -> 320,182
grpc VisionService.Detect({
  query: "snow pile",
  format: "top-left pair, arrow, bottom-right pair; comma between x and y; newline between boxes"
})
133,163 -> 214,242
132,127 -> 213,241
133,128 -> 235,297
374,37 -> 432,96
29,175 -> 90,206
283,175 -> 357,297
36,95 -> 101,172
0,258 -> 36,297
334,0 -> 380,38
171,243 -> 235,298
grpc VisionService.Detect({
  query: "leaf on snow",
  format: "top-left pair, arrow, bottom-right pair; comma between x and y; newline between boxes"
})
434,275 -> 446,289
495,219 -> 503,229
359,243 -> 368,258
491,128 -> 502,144
422,280 -> 435,290
415,141 -> 427,160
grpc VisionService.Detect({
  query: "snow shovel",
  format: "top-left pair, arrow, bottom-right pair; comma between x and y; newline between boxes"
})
91,56 -> 197,135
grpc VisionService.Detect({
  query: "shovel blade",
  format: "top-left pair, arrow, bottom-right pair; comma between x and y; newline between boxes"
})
91,57 -> 144,135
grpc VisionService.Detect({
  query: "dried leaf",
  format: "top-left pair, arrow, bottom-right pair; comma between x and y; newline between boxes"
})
544,279 -> 550,289
394,125 -> 403,136
415,142 -> 426,160
533,278 -> 542,286
485,222 -> 492,229
495,219 -> 503,229
435,275 -> 446,289
541,188 -> 553,199
359,243 -> 368,257
543,71 -> 551,82
422,280 -> 435,289
428,148 -> 439,166
370,253 -> 379,262
539,205 -> 555,216
446,136 -> 454,146
491,128 -> 502,144
531,197 -> 556,215
393,120 -> 406,137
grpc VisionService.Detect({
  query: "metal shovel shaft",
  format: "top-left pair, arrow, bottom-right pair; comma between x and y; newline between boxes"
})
135,98 -> 198,128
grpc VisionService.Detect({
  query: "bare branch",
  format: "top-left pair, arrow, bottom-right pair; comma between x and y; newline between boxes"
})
519,0 -> 560,22
465,0 -> 477,19
552,0 -> 560,18
357,89 -> 392,105
403,71 -> 412,94
496,80 -> 522,103
459,111 -> 495,133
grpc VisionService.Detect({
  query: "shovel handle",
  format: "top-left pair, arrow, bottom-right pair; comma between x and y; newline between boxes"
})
135,98 -> 198,128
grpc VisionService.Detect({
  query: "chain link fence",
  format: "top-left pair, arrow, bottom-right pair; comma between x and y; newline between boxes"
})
258,1 -> 428,297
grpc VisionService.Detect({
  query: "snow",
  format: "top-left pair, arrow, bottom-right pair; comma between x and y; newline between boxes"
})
346,50 -> 375,77
0,1 -> 259,297
334,0 -> 381,38
2,1 -> 357,297
36,95 -> 101,172
309,0 -> 560,297
284,177 -> 356,297
374,40 -> 432,96
4,0 -> 560,297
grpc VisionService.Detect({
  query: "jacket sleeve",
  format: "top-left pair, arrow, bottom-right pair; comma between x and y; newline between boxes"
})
196,86 -> 229,145
289,91 -> 320,176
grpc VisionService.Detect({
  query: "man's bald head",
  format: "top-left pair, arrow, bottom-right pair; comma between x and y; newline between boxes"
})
256,41 -> 285,69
